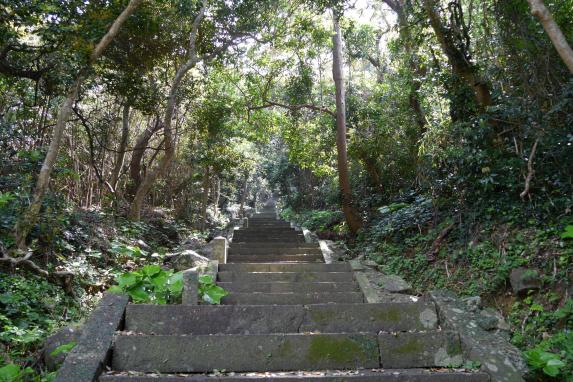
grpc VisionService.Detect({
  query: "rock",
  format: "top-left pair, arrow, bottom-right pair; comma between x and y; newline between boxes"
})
166,250 -> 210,271
477,315 -> 498,331
135,239 -> 151,252
510,267 -> 541,295
43,326 -> 82,371
378,274 -> 412,294
480,308 -> 511,332
462,296 -> 482,312
363,259 -> 379,268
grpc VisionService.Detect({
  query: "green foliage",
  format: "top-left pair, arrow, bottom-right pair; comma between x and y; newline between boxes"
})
524,349 -> 566,377
109,265 -> 183,304
562,225 -> 573,239
49,341 -> 76,357
0,363 -> 54,382
198,275 -> 228,305
0,274 -> 81,362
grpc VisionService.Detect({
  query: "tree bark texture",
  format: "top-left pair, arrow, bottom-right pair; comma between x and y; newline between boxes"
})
527,0 -> 573,73
332,10 -> 363,235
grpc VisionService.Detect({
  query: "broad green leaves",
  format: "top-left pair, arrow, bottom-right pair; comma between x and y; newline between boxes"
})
198,275 -> 228,304
524,349 -> 566,377
109,266 -> 183,304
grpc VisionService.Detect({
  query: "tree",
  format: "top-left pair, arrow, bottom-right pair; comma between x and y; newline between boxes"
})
332,9 -> 363,235
527,0 -> 573,73
13,0 -> 144,249
422,0 -> 492,109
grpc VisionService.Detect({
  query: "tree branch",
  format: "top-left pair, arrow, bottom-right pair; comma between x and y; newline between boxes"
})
250,100 -> 336,117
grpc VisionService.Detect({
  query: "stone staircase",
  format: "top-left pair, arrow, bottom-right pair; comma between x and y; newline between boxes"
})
95,204 -> 491,381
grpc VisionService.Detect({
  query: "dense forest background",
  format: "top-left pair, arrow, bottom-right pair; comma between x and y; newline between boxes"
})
0,0 -> 572,381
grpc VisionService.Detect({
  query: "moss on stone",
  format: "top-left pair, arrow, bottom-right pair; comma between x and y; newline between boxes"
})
307,335 -> 375,364
393,337 -> 424,355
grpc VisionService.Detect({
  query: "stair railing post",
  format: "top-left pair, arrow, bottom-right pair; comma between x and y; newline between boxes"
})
213,236 -> 227,264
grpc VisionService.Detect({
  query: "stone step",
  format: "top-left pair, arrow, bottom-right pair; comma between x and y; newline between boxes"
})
126,302 -> 436,335
221,292 -> 364,305
217,271 -> 355,283
220,263 -> 347,273
232,238 -> 304,243
101,370 -> 490,382
217,281 -> 359,293
111,332 -> 462,373
227,254 -> 324,263
230,242 -> 319,249
233,233 -> 303,238
229,248 -> 323,255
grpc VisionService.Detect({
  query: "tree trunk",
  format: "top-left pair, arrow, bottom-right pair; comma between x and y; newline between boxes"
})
422,0 -> 492,109
128,2 -> 206,220
527,0 -> 573,73
332,10 -> 363,235
127,117 -> 161,197
13,0 -> 143,250
110,104 -> 130,191
239,172 -> 249,219
200,165 -> 210,231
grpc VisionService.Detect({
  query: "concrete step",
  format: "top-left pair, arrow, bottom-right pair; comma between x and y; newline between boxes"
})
221,292 -> 364,305
101,370 -> 490,382
233,233 -> 303,239
230,242 -> 319,249
125,302 -> 436,335
232,238 -> 304,243
229,248 -> 323,255
217,271 -> 355,283
220,263 -> 348,273
111,332 -> 462,373
217,281 -> 359,293
227,254 -> 324,263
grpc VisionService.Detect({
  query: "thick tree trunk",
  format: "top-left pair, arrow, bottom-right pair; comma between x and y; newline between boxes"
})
422,0 -> 492,109
128,1 -> 206,220
13,0 -> 143,249
527,0 -> 573,73
332,10 -> 363,235
128,117 -> 161,197
110,104 -> 130,191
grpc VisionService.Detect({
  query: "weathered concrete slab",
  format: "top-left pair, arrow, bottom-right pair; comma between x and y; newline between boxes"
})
126,302 -> 435,335
227,254 -> 324,263
54,293 -> 129,382
217,271 -> 355,283
229,248 -> 323,255
182,270 -> 198,305
221,291 -> 364,305
230,243 -> 320,249
430,290 -> 527,382
217,281 -> 359,293
125,304 -> 304,335
112,334 -> 380,372
300,302 -> 438,332
379,331 -> 463,368
101,369 -> 491,381
220,263 -> 349,273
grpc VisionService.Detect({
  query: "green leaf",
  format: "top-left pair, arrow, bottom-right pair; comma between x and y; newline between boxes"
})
198,274 -> 214,284
561,225 -> 573,239
49,341 -> 76,357
0,364 -> 21,382
117,273 -> 139,288
201,284 -> 228,304
142,265 -> 161,277
128,286 -> 150,302
543,359 -> 565,377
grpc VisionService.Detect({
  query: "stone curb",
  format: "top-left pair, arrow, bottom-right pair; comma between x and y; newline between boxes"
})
429,290 -> 527,382
54,292 -> 129,382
